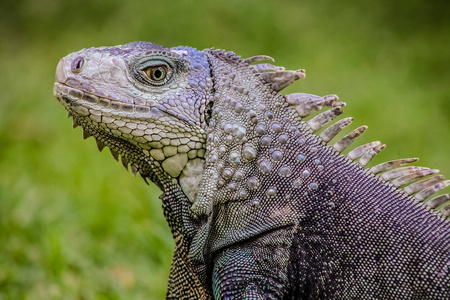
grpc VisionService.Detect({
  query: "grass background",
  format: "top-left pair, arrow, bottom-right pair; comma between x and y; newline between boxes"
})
0,0 -> 449,299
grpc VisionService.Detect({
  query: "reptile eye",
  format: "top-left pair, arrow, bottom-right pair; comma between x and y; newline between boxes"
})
144,65 -> 168,82
134,57 -> 175,86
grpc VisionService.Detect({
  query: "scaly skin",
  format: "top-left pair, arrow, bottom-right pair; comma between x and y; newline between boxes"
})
54,42 -> 450,299
54,42 -> 212,298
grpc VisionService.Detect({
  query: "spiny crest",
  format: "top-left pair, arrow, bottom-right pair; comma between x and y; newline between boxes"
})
243,53 -> 450,218
274,78 -> 450,219
203,50 -> 450,219
243,55 -> 306,92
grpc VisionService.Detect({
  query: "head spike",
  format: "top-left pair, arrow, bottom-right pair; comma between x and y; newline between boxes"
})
110,149 -> 119,161
96,139 -> 106,152
72,118 -> 79,129
121,156 -> 129,171
82,129 -> 92,139
142,176 -> 150,185
131,165 -> 138,176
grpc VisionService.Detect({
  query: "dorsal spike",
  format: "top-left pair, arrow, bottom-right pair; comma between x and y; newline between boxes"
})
348,141 -> 382,160
243,55 -> 274,64
427,193 -> 450,209
370,158 -> 419,174
319,117 -> 353,143
253,63 -> 285,72
358,144 -> 386,167
306,107 -> 344,132
414,180 -> 450,201
403,174 -> 444,194
441,204 -> 450,218
380,166 -> 430,181
260,69 -> 306,92
285,93 -> 340,117
333,125 -> 368,153
392,170 -> 441,188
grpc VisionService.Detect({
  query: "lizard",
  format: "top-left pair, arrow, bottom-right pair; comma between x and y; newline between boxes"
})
53,42 -> 450,299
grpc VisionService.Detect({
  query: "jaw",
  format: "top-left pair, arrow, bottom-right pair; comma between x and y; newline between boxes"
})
53,81 -> 167,189
54,81 -> 207,199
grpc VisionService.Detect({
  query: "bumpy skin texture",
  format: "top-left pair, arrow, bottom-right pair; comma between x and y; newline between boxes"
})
54,42 -> 450,299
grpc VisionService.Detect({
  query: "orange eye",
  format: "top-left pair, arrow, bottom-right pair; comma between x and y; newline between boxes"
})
144,66 -> 167,81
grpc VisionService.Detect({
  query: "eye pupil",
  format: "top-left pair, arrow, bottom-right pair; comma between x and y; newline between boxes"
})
153,69 -> 162,79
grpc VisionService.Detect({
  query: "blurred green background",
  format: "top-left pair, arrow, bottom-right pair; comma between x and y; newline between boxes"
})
0,0 -> 449,299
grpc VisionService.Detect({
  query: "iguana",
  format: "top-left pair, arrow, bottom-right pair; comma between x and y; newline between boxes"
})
53,42 -> 450,299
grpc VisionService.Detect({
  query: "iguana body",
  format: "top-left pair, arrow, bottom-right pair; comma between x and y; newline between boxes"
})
53,42 -> 450,299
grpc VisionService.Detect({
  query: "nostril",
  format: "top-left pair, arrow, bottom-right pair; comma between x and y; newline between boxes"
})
71,56 -> 85,73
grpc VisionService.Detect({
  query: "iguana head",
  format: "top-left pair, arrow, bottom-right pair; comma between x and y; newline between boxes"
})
54,42 -> 211,196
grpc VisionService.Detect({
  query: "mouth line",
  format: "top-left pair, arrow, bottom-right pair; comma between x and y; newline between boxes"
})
53,82 -> 153,114
53,82 -> 197,126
